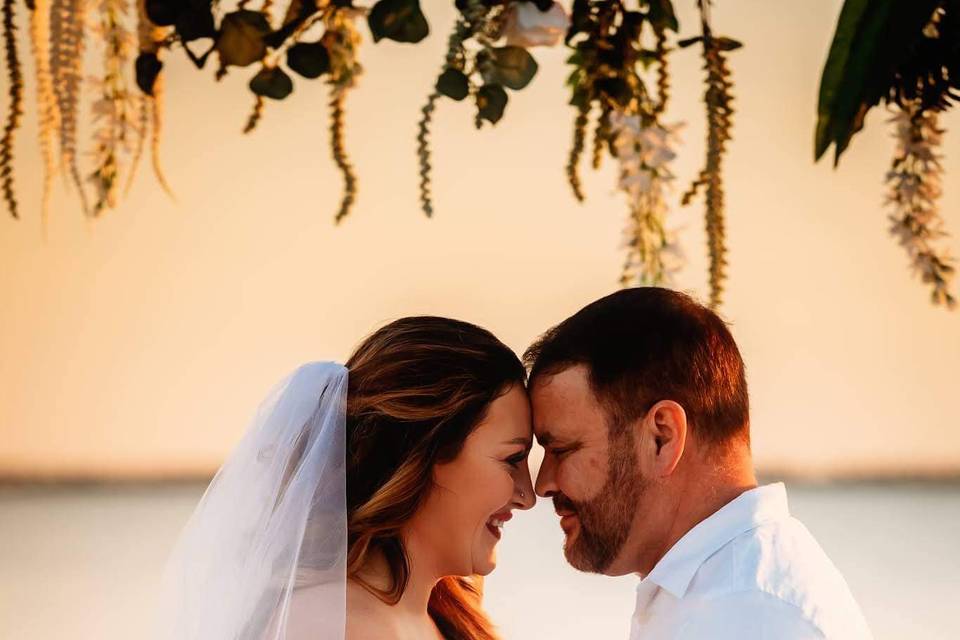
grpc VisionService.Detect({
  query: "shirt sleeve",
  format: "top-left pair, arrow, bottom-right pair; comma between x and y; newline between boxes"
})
676,590 -> 827,640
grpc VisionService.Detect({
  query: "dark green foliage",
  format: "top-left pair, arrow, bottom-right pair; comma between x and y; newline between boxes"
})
815,0 -> 957,165
368,0 -> 428,43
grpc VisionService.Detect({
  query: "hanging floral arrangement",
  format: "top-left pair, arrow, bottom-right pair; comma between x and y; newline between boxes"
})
816,0 -> 958,308
7,0 -> 745,309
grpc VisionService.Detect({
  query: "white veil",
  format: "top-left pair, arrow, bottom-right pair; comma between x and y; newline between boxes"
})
155,361 -> 348,640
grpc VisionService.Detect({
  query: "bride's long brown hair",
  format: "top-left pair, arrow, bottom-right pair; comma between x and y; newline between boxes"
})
344,316 -> 526,640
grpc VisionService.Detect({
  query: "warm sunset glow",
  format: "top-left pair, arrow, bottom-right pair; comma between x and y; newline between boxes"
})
2,0 -> 958,480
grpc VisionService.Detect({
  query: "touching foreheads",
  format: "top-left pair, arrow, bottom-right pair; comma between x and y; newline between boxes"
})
523,287 -> 750,448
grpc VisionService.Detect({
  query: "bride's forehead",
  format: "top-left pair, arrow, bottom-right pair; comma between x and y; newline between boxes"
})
467,389 -> 532,440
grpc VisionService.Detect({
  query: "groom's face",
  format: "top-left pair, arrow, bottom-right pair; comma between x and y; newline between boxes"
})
530,365 -> 648,575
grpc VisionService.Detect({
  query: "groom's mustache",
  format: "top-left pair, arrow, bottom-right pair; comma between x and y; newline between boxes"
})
553,494 -> 579,517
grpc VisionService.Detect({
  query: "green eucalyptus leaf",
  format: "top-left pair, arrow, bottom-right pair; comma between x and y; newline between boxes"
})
436,68 -> 470,101
217,10 -> 272,67
567,0 -> 592,44
482,46 -> 538,91
596,76 -> 631,107
477,84 -> 508,124
677,36 -> 701,48
175,0 -> 215,42
135,53 -> 163,96
249,66 -> 294,99
145,0 -> 183,28
621,11 -> 644,42
569,87 -> 590,109
714,37 -> 743,51
647,0 -> 679,33
368,0 -> 429,43
566,67 -> 585,88
286,41 -> 330,78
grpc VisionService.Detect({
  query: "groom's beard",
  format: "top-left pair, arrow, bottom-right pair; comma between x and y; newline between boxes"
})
555,426 -> 647,574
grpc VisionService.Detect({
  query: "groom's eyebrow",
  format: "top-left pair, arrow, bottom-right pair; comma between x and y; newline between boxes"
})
536,431 -> 557,447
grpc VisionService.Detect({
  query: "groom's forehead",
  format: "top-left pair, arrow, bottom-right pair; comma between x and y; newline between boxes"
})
530,371 -> 606,443
529,366 -> 604,425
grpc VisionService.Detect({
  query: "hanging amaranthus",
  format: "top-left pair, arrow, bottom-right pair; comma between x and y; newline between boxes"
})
50,0 -> 91,215
679,0 -> 739,309
324,6 -> 363,225
417,0 -> 488,218
87,0 -> 139,215
29,0 -> 61,232
130,0 -> 173,198
1,0 -> 24,219
886,105 -> 956,308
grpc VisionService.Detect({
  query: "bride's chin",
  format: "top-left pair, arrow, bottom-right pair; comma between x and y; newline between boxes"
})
473,549 -> 497,576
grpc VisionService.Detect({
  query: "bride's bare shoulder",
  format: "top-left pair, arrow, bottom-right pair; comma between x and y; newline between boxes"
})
284,582 -> 345,640
345,579 -> 397,639
282,579 -> 396,640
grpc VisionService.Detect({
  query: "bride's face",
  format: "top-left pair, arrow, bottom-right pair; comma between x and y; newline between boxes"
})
405,384 -> 536,578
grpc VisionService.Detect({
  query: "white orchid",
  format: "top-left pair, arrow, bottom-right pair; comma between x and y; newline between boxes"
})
609,108 -> 685,285
884,105 -> 956,308
503,1 -> 569,48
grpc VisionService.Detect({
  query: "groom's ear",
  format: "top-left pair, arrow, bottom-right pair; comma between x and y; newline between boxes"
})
638,400 -> 687,478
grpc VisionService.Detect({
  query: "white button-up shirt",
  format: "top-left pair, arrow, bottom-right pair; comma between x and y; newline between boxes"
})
629,483 -> 873,639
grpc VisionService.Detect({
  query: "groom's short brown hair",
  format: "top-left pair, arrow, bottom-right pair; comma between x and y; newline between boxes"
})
524,287 -> 750,446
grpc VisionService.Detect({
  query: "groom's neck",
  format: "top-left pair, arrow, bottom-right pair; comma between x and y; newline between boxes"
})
637,444 -> 758,576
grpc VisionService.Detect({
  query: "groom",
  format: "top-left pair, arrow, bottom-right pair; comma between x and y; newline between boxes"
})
524,288 -> 873,639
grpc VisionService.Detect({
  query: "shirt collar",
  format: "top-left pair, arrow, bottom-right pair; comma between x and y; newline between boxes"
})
639,482 -> 790,600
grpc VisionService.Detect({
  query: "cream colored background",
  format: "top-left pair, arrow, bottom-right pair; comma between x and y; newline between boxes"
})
2,0 -> 959,478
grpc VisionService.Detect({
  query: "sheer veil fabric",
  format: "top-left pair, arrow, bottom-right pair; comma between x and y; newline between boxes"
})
155,362 -> 349,640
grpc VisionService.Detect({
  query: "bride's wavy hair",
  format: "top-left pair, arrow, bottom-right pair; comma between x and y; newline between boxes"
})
344,316 -> 525,640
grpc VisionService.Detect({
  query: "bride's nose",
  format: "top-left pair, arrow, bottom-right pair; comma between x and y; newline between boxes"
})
513,473 -> 536,510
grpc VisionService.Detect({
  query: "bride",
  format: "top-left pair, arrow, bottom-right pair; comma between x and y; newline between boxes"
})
156,316 -> 536,640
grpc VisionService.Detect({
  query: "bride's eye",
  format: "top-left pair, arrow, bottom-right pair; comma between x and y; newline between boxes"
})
504,452 -> 526,468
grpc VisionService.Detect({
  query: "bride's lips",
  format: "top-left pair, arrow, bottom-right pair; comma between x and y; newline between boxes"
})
486,511 -> 513,540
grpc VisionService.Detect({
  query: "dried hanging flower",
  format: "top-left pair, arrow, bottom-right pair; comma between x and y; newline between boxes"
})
50,0 -> 91,215
240,0 -> 276,135
609,110 -> 685,287
87,0 -> 140,215
678,0 -> 740,309
126,0 -> 171,198
324,7 -> 363,224
1,0 -> 25,219
29,0 -> 61,232
885,105 -> 956,308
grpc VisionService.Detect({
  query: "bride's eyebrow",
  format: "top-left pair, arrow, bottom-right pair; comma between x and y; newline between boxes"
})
502,436 -> 533,450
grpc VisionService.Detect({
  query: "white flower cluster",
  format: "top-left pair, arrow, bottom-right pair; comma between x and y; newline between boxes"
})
608,110 -> 685,286
503,1 -> 569,48
885,106 -> 956,308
